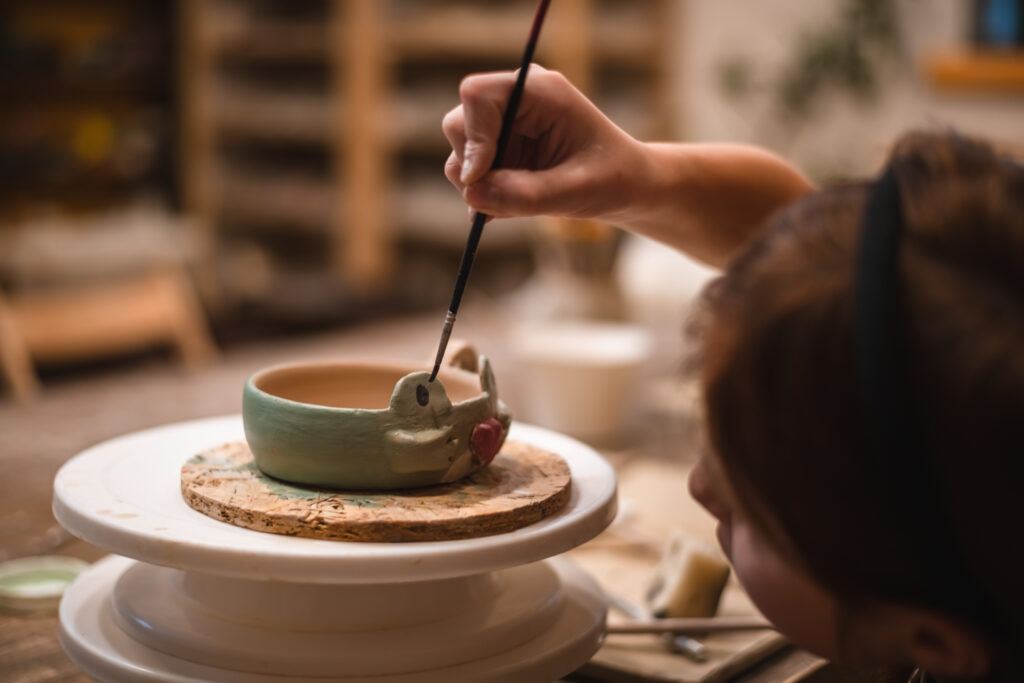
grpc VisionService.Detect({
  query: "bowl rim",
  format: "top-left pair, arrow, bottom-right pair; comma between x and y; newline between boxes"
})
244,359 -> 486,415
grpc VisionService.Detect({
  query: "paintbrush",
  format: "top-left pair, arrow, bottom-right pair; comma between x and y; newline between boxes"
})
606,591 -> 709,662
428,0 -> 553,382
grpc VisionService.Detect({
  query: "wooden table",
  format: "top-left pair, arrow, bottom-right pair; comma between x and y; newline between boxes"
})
0,308 -> 834,682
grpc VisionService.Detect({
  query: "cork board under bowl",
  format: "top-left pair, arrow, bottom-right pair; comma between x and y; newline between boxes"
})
180,440 -> 572,542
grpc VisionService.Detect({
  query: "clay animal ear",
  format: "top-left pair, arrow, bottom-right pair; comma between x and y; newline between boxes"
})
445,340 -> 479,373
390,371 -> 452,417
479,357 -> 498,408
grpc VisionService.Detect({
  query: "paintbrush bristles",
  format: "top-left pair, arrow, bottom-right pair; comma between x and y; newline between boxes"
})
428,311 -> 457,382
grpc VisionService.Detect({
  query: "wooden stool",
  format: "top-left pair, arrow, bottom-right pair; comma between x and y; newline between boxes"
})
0,267 -> 215,403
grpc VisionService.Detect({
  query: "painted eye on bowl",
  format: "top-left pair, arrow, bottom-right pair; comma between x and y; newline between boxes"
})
416,384 -> 429,406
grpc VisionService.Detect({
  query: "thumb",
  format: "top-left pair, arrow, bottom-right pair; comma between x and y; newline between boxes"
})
466,166 -> 583,218
461,138 -> 495,185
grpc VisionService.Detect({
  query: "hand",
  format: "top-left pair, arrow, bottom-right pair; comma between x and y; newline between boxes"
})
443,66 -> 813,267
442,65 -> 646,223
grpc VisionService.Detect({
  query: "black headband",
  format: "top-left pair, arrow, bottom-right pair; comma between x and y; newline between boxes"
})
854,164 -> 923,479
854,166 -> 1004,635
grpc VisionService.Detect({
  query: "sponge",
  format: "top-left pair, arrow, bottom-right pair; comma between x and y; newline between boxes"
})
646,532 -> 731,618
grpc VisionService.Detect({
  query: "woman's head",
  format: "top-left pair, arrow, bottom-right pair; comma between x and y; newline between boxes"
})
689,130 -> 1024,678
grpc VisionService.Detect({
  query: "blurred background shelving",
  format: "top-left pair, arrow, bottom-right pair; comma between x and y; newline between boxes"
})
4,0 -> 1024,403
180,0 -> 677,324
0,0 -> 176,215
0,0 -> 212,402
925,49 -> 1024,90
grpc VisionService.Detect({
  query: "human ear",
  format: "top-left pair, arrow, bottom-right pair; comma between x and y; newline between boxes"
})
903,610 -> 991,680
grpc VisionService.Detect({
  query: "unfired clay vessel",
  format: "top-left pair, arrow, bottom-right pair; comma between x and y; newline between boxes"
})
243,351 -> 511,490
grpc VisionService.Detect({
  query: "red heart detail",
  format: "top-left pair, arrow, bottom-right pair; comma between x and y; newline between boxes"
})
470,418 -> 505,467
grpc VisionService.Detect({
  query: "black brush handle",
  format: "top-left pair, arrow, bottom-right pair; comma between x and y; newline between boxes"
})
429,0 -> 552,382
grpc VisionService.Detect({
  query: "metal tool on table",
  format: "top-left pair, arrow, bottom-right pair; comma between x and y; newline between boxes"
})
428,0 -> 553,382
606,591 -> 709,663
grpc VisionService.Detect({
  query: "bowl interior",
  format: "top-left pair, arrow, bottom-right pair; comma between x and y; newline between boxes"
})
252,363 -> 481,410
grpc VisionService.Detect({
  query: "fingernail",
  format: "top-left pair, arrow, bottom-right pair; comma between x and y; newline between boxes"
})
467,205 -> 475,222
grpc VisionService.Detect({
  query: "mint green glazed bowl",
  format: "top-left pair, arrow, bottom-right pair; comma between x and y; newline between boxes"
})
242,355 -> 511,491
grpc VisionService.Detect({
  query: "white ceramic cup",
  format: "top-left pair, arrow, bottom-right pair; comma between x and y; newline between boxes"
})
511,321 -> 652,444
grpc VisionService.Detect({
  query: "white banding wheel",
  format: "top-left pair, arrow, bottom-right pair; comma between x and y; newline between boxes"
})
54,417 -> 617,682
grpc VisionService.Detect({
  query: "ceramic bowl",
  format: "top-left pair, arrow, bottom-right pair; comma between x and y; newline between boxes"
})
242,353 -> 511,490
512,321 -> 651,444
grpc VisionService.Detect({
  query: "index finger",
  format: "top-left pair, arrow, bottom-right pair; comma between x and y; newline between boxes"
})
442,105 -> 468,164
457,71 -> 519,184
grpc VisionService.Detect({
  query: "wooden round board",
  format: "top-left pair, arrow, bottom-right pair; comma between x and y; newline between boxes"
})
180,440 -> 572,542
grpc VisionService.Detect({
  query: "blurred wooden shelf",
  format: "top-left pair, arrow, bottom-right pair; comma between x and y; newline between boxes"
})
214,88 -> 333,145
391,8 -> 660,67
390,9 -> 563,61
389,89 -> 461,151
925,50 -> 1024,91
217,171 -> 334,233
593,15 -> 668,68
211,21 -> 328,64
181,0 -> 677,306
392,177 -> 534,248
206,6 -> 664,67
0,174 -> 156,197
0,77 -> 169,102
0,1 -> 176,219
212,171 -> 533,249
211,87 -> 455,151
391,13 -> 531,60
